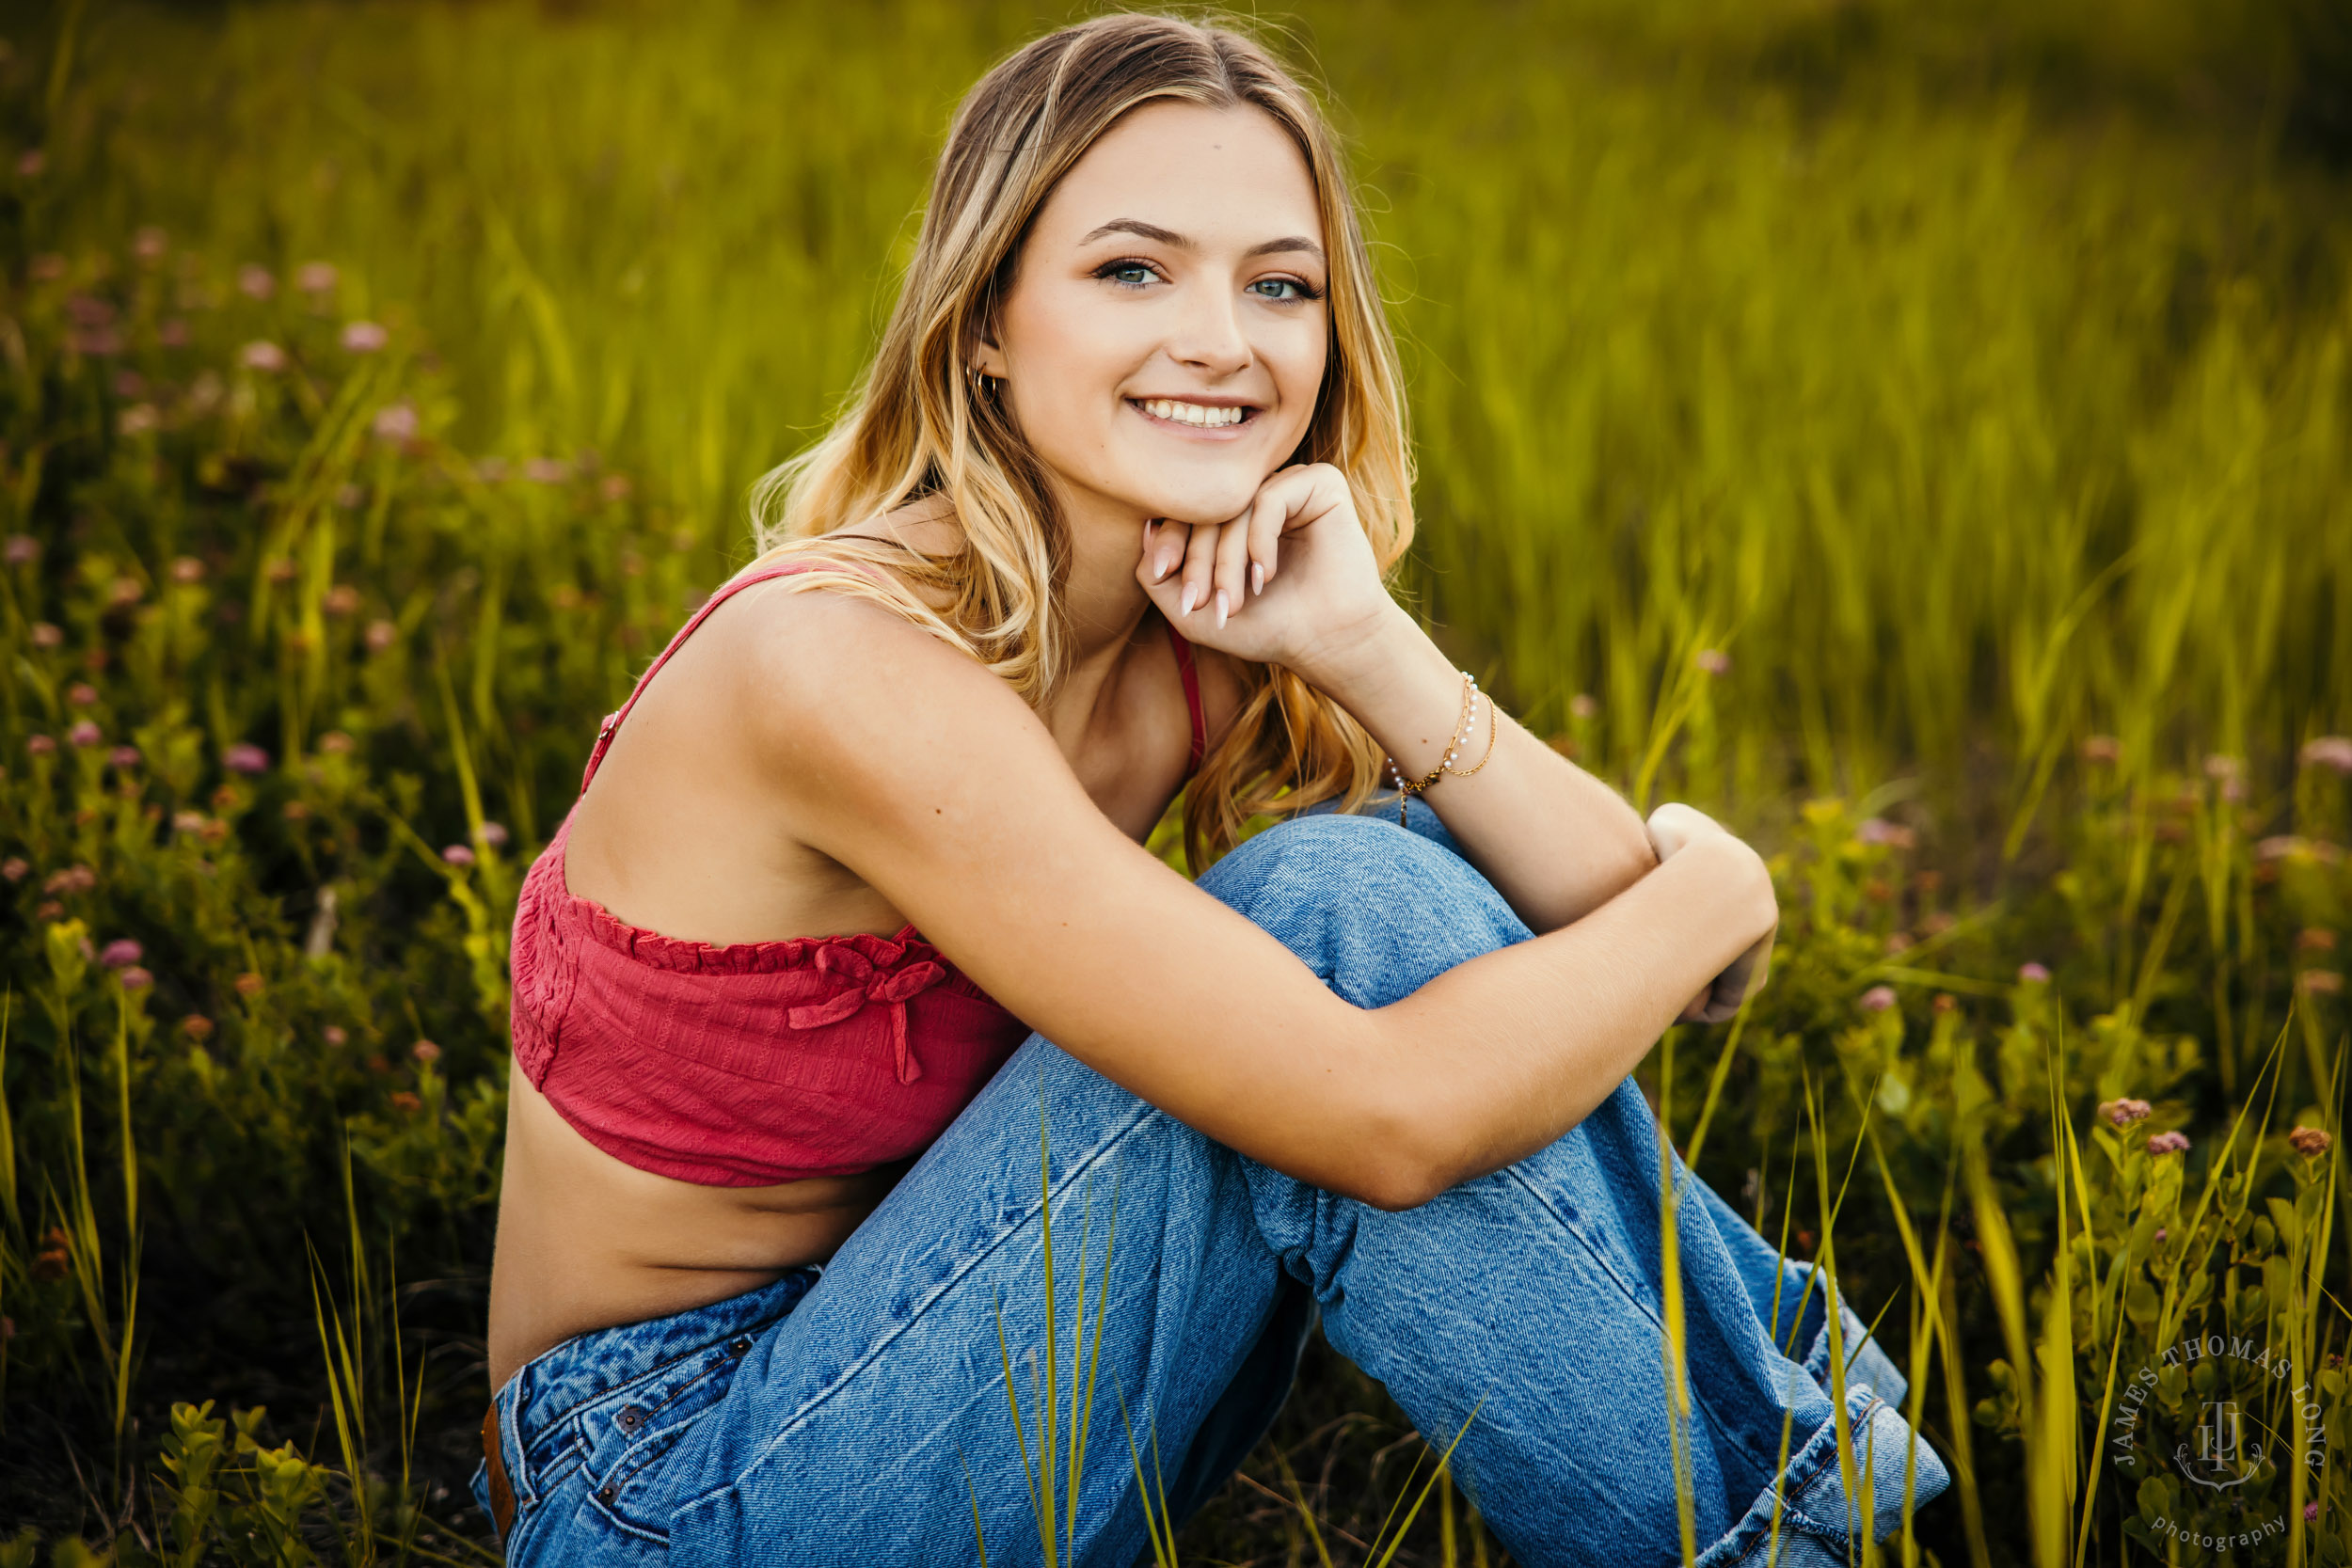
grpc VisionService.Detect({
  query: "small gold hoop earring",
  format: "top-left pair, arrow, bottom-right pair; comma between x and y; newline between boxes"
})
968,364 -> 1000,400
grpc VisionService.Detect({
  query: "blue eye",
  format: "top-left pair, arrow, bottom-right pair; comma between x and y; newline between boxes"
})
1248,277 -> 1316,301
1099,261 -> 1157,288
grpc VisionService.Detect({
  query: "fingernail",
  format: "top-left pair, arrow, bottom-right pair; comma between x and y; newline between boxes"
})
1181,583 -> 1198,615
1215,589 -> 1229,628
1160,548 -> 1180,582
1250,562 -> 1264,596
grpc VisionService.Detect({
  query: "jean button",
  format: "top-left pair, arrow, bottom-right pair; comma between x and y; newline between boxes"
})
727,1336 -> 754,1357
614,1404 -> 645,1433
598,1482 -> 619,1504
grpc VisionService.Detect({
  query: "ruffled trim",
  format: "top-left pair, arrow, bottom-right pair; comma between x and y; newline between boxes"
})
525,812 -> 999,1000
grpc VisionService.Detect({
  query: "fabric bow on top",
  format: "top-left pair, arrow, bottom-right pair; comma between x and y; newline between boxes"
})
785,942 -> 950,1084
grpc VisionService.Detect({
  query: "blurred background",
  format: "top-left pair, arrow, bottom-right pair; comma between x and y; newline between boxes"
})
34,0 -> 2352,816
1,2 -> 2348,1563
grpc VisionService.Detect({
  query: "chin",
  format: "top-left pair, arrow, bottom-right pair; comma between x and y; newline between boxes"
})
1132,475 -> 1268,529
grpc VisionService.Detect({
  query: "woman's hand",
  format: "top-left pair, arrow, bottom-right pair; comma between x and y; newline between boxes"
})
1647,803 -> 1776,1023
1135,462 -> 1399,680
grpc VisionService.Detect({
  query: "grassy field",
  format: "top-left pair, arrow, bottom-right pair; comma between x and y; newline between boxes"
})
0,0 -> 2347,1562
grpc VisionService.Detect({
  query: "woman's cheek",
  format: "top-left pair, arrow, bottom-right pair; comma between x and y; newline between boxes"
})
1267,340 -> 1326,452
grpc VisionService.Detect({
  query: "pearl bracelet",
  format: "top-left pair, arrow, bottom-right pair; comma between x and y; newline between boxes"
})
1385,670 -> 1499,828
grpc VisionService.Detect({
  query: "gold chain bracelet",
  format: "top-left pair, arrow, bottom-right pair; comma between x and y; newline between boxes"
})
1386,670 -> 1499,827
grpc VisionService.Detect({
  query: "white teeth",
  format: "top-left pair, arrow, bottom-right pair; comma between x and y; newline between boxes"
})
1141,399 -> 1246,428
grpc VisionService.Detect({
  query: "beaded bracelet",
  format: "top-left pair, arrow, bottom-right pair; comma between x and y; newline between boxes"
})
1386,670 -> 1499,827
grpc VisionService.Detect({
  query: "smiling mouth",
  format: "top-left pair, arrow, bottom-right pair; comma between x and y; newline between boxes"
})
1132,397 -> 1256,430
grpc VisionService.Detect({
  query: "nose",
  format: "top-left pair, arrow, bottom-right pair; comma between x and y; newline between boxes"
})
1166,275 -> 1252,379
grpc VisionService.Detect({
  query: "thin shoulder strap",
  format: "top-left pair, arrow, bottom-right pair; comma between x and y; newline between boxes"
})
1164,620 -> 1207,776
580,562 -> 849,792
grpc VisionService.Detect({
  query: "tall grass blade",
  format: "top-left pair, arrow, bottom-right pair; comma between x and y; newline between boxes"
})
1115,1378 -> 1183,1568
1269,1443 -> 1336,1568
1803,1075 -> 1867,1568
1367,1398 -> 1486,1568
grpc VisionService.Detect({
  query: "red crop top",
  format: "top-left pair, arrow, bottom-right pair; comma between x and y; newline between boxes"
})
507,561 -> 1207,1185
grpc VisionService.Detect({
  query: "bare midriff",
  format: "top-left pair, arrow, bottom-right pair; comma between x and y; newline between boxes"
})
488,1069 -> 913,1389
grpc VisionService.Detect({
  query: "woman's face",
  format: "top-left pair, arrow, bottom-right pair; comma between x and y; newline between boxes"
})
981,100 -> 1331,534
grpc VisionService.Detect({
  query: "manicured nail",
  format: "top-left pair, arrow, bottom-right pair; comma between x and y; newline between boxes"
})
1215,589 -> 1229,628
1181,583 -> 1199,615
1250,562 -> 1264,596
1159,546 -> 1181,582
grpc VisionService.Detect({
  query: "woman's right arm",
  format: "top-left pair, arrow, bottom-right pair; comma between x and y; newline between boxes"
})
739,590 -> 1775,1212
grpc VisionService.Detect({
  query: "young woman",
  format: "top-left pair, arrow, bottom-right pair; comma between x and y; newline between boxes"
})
479,14 -> 1948,1565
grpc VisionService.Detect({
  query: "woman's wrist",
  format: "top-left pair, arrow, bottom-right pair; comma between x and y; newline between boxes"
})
1288,600 -> 1458,758
1678,831 -> 1778,946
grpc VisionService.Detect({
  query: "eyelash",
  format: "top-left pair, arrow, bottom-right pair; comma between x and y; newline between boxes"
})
1091,257 -> 1324,302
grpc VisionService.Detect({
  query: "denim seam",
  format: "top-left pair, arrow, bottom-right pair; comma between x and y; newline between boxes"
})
532,1440 -> 586,1499
668,1097 -> 1164,1524
499,1380 -> 540,1513
575,1349 -> 756,1547
501,1273 -> 792,1435
587,1506 -> 669,1549
1497,1164 -> 1656,1323
1779,1391 -> 1896,1537
1704,1386 -> 1889,1568
571,1344 -> 730,1438
587,1436 -> 682,1546
523,1415 -> 582,1472
507,1312 -> 775,1548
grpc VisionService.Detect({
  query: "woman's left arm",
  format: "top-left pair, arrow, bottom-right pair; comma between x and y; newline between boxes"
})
1144,464 -> 1657,934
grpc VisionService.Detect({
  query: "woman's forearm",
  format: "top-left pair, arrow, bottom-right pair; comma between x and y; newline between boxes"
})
1297,602 -> 1657,931
1343,831 -> 1773,1210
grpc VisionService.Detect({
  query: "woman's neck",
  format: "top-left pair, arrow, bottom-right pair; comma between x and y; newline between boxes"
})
1042,483 -> 1166,752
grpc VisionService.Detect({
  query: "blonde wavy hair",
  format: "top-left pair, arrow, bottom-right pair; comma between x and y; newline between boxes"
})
743,10 -> 1414,865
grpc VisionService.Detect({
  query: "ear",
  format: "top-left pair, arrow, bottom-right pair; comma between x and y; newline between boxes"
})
971,325 -> 1008,382
969,272 -> 1011,381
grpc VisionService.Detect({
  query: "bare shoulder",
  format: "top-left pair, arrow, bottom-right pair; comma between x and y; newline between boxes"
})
707,570 -> 1009,730
688,571 -> 1048,828
706,500 -> 1023,762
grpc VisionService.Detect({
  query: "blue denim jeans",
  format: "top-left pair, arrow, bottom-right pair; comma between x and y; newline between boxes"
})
478,809 -> 1950,1566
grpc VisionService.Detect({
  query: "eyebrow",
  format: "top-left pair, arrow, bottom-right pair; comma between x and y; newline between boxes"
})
1078,218 -> 1325,263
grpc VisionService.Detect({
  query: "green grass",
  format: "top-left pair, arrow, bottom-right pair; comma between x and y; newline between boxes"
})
44,0 -> 2352,815
0,0 -> 2346,1561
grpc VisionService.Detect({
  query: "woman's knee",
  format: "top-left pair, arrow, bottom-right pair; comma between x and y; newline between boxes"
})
1193,813 -> 1531,1007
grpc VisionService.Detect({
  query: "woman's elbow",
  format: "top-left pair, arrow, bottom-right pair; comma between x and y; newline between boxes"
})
1333,1164 -> 1440,1213
1330,1167 -> 1444,1213
1333,1103 -> 1467,1212
1606,833 -> 1663,905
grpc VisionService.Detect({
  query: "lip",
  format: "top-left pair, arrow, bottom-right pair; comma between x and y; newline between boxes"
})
1127,396 -> 1263,440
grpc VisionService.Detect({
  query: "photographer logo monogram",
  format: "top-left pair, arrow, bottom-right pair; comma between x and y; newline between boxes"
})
2112,1332 -> 2329,1555
2184,1397 -> 2263,1489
